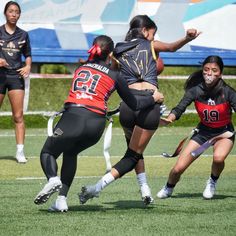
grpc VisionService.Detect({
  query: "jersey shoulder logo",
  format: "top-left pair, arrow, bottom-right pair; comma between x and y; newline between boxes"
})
207,98 -> 215,105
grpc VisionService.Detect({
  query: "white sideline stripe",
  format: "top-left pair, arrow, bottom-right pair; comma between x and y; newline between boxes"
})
0,134 -> 47,137
7,154 -> 213,160
0,132 -> 188,137
16,176 -> 131,180
0,111 -> 57,116
29,73 -> 236,80
0,109 -> 197,116
17,176 -> 103,180
158,75 -> 236,80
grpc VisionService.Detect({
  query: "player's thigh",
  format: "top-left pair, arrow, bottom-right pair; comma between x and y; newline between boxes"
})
42,109 -> 106,156
213,138 -> 234,162
174,140 -> 200,172
129,126 -> 156,153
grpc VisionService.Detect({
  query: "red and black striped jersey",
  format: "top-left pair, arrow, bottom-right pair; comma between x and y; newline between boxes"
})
171,80 -> 236,128
65,61 -> 155,115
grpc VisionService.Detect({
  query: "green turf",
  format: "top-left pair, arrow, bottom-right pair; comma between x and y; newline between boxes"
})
0,127 -> 236,236
0,77 -> 235,129
1,78 -> 236,112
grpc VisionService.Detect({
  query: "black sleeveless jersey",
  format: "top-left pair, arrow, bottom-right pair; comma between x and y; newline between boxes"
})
113,38 -> 158,87
171,80 -> 236,128
0,25 -> 31,70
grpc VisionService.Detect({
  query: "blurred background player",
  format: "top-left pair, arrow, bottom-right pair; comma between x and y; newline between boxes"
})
0,1 -> 32,163
157,55 -> 236,199
34,35 -> 162,212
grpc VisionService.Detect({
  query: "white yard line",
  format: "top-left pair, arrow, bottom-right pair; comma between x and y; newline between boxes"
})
16,175 -> 131,180
0,109 -> 197,116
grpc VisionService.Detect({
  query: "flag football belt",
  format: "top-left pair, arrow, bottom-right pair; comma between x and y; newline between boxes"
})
64,102 -> 106,115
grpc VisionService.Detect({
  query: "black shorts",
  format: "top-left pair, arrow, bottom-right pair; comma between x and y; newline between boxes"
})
41,107 -> 106,157
0,70 -> 25,94
191,123 -> 235,145
119,89 -> 160,130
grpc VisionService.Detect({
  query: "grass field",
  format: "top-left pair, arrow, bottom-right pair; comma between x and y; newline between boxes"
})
0,127 -> 236,236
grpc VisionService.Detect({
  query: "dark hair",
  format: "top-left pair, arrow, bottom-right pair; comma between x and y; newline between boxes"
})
202,55 -> 224,73
125,15 -> 157,41
184,55 -> 224,90
92,35 -> 114,61
4,1 -> 21,14
78,35 -> 114,65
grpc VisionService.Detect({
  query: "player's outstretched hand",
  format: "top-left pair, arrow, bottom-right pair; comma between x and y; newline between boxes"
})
186,29 -> 201,41
159,117 -> 173,126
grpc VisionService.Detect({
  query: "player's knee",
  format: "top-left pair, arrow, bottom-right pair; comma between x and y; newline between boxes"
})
113,148 -> 142,177
213,155 -> 225,165
13,112 -> 23,124
171,166 -> 184,176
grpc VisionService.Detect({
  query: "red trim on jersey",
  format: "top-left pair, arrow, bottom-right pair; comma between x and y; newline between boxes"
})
65,66 -> 115,115
195,101 -> 231,128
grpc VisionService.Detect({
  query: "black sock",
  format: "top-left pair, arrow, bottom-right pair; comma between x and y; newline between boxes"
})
210,174 -> 219,182
167,182 -> 175,188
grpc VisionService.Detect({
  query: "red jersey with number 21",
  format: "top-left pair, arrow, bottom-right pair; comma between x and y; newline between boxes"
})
65,63 -> 116,114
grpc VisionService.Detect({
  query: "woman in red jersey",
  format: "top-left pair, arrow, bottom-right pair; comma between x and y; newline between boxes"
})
157,55 -> 236,200
34,35 -> 163,212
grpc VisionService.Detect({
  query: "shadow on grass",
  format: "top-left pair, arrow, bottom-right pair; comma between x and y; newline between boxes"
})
105,200 -> 154,209
39,200 -> 154,213
0,156 -> 15,161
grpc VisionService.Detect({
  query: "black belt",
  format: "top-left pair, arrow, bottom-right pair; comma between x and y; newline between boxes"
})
64,102 -> 106,115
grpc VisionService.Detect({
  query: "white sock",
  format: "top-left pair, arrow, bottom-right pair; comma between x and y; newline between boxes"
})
49,176 -> 60,182
95,172 -> 115,192
137,172 -> 148,187
16,144 -> 24,152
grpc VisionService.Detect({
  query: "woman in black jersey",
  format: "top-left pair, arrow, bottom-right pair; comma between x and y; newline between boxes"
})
157,55 -> 236,199
0,1 -> 32,163
34,35 -> 161,212
78,15 -> 200,206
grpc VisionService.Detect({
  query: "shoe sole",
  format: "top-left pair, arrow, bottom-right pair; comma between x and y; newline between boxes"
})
78,186 -> 88,204
142,196 -> 154,206
79,186 -> 99,205
203,195 -> 214,200
48,207 -> 68,212
34,184 -> 61,205
16,159 -> 27,164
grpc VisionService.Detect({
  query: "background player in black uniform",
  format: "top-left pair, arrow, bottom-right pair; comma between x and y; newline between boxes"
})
0,1 -> 32,163
157,55 -> 236,199
34,35 -> 162,212
103,15 -> 200,204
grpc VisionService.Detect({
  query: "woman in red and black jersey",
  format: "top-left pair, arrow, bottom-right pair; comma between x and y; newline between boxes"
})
157,55 -> 236,200
34,35 -> 162,212
0,1 -> 32,163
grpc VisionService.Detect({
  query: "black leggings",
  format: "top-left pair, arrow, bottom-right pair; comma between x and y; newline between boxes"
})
40,107 -> 106,191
